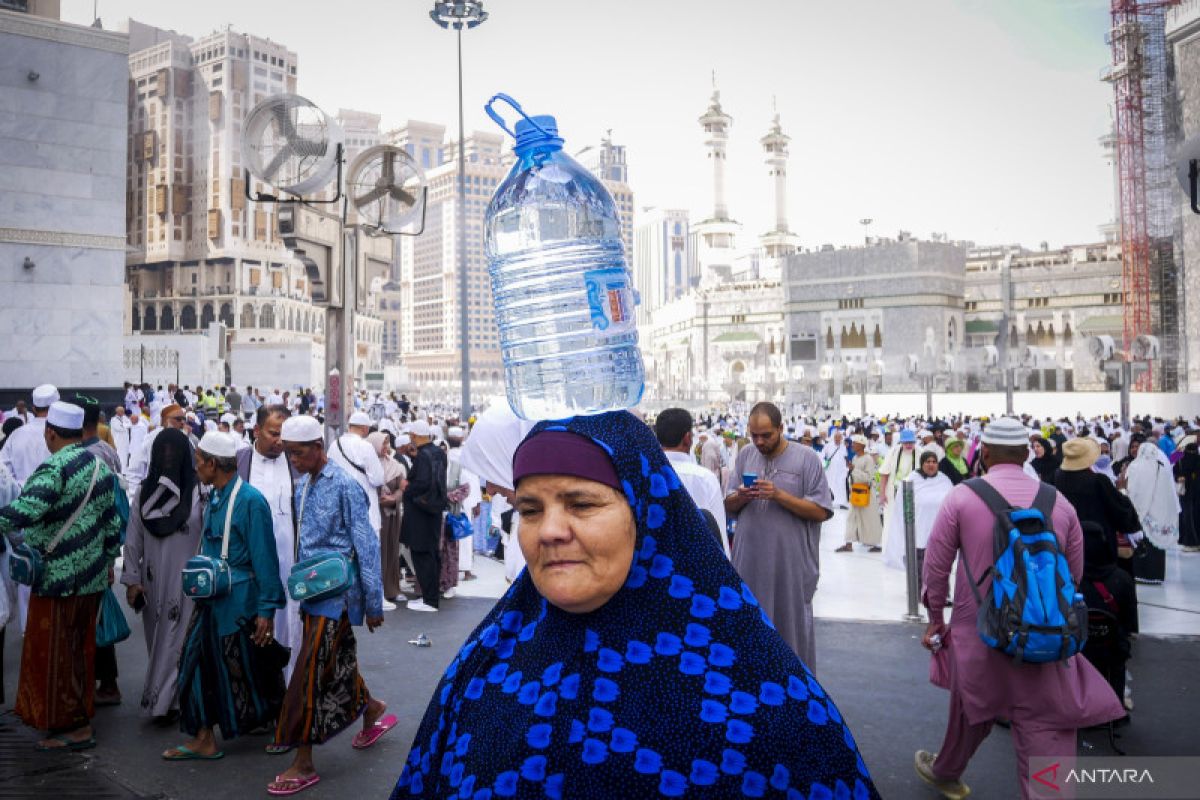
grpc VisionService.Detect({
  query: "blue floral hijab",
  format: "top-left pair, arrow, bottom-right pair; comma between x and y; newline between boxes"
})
392,412 -> 877,800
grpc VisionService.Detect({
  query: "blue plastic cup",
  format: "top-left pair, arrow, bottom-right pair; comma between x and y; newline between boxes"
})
742,473 -> 758,488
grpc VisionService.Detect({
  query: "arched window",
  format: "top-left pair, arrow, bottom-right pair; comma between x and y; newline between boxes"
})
1063,321 -> 1074,345
219,303 -> 234,328
180,304 -> 197,330
200,303 -> 215,328
143,306 -> 156,331
1010,325 -> 1019,348
160,305 -> 175,331
241,304 -> 256,328
260,304 -> 276,329
872,324 -> 883,348
825,327 -> 834,349
131,306 -> 141,331
1035,321 -> 1045,346
1046,323 -> 1056,345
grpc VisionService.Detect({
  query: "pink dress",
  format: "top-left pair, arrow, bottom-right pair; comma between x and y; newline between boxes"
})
922,464 -> 1125,729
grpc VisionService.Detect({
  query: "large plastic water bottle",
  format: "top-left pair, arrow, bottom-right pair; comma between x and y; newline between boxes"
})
483,93 -> 645,421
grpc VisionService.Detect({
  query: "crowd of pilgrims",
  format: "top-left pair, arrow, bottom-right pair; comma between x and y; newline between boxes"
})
0,379 -> 1195,798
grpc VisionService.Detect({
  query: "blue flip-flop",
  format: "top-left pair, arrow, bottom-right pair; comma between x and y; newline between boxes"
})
162,744 -> 224,760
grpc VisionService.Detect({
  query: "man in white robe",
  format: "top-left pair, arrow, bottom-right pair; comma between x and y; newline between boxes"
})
0,383 -> 58,633
236,406 -> 302,679
821,430 -> 850,509
109,405 -> 133,470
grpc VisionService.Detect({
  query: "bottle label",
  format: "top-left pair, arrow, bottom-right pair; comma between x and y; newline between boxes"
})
584,268 -> 635,332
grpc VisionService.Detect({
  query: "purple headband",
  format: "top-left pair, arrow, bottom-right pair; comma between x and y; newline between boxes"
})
512,430 -> 621,493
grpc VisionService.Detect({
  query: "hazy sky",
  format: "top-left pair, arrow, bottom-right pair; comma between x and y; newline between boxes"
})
65,0 -> 1117,249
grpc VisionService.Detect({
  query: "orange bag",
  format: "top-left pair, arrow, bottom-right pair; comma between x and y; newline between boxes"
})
850,483 -> 871,508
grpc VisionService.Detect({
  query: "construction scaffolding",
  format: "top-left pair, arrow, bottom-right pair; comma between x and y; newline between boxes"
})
1104,0 -> 1180,390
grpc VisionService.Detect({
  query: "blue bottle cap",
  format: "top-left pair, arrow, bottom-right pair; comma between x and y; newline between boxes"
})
514,115 -> 564,158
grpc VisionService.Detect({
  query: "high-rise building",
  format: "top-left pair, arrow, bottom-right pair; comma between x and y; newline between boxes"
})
633,208 -> 693,325
391,122 -> 634,399
121,21 -> 383,388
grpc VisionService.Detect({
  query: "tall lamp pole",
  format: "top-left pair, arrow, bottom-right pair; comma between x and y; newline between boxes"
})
431,1 -> 488,419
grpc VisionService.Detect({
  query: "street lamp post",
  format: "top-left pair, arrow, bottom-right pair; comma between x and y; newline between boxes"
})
431,1 -> 488,419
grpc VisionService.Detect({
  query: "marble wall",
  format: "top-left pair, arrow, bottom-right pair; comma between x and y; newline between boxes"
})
0,10 -> 128,391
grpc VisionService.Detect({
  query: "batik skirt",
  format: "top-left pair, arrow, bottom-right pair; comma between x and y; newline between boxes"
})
16,593 -> 100,733
273,612 -> 369,747
177,603 -> 285,738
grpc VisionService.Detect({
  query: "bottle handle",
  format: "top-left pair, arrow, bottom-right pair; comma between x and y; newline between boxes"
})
484,93 -> 554,141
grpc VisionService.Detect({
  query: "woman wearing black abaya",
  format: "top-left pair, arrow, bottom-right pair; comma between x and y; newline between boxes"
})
1029,437 -> 1060,484
1175,440 -> 1200,552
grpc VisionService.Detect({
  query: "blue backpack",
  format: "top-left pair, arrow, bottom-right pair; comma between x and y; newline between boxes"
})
962,479 -> 1087,664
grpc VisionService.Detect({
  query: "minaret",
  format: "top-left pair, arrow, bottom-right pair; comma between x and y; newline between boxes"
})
694,74 -> 740,287
699,78 -> 733,222
759,106 -> 800,261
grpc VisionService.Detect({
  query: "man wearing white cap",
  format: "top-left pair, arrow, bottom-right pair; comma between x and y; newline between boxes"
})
327,412 -> 386,551
167,431 -> 285,762
1,384 -> 59,488
915,417 -> 1124,798
236,405 -> 302,681
270,414 -> 392,794
1,384 -> 61,634
0,401 -> 122,751
445,425 -> 481,588
401,420 -> 449,612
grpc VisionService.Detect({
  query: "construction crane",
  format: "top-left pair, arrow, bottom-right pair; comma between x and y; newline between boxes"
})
1103,0 -> 1179,390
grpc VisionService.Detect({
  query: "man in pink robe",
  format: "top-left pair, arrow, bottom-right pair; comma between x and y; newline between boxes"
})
917,417 -> 1124,800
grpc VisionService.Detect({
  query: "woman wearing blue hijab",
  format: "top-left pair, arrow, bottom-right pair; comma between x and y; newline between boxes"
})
392,411 -> 877,800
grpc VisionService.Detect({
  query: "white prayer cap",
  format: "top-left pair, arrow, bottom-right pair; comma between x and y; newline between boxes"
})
395,434 -> 411,447
408,420 -> 433,438
980,417 -> 1030,447
32,383 -> 60,408
220,413 -> 237,425
281,414 -> 323,443
348,411 -> 372,427
204,420 -> 218,432
197,431 -> 238,458
47,401 -> 84,430
447,425 -> 465,438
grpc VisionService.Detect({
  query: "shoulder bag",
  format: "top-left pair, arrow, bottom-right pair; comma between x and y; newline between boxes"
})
287,477 -> 357,603
10,458 -> 101,587
181,478 -> 242,600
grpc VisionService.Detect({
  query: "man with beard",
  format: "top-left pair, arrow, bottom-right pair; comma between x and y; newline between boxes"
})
400,421 -> 448,612
724,402 -> 833,670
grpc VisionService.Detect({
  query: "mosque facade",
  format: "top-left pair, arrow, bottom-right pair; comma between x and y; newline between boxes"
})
641,85 -> 1136,408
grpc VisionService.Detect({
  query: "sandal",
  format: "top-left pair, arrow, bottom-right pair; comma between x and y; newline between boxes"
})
267,773 -> 321,796
37,735 -> 96,752
265,743 -> 294,755
162,744 -> 225,760
352,713 -> 398,750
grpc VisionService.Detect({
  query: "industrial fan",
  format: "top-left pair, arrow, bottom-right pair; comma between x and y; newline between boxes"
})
347,145 -> 427,234
242,94 -> 343,196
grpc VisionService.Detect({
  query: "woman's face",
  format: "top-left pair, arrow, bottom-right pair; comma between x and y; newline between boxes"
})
1033,440 -> 1046,458
921,457 -> 939,477
515,474 -> 637,615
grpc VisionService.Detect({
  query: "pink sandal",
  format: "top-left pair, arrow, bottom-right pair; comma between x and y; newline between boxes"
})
352,713 -> 398,749
267,773 -> 320,796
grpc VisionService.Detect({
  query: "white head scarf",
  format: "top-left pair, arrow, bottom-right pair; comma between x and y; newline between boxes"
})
1126,442 -> 1181,549
458,399 -> 536,492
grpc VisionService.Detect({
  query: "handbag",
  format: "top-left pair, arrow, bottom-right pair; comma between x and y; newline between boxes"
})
286,479 -> 357,602
95,586 -> 131,647
182,478 -> 243,600
447,512 -> 473,540
10,459 -> 101,587
849,483 -> 871,508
